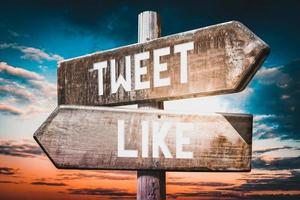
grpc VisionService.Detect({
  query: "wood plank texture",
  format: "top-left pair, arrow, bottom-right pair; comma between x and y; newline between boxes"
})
58,21 -> 269,106
34,105 -> 252,171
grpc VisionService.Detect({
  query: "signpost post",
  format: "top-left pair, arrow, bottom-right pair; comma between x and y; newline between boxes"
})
34,11 -> 270,200
136,11 -> 165,200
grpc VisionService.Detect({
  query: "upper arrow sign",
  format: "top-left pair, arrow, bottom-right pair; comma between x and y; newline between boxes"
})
58,21 -> 269,106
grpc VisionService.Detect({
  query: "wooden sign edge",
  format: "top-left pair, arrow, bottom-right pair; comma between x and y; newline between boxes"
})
33,106 -> 61,169
233,22 -> 270,92
34,105 -> 252,172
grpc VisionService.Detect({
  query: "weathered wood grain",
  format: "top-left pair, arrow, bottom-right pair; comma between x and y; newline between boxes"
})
137,170 -> 165,200
34,105 -> 252,171
58,21 -> 269,106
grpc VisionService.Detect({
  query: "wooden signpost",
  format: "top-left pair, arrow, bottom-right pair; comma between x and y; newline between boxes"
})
34,11 -> 269,200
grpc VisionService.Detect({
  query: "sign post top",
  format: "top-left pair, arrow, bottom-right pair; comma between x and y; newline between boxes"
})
138,11 -> 161,42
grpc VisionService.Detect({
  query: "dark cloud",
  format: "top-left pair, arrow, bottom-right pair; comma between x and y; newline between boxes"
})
245,194 -> 300,200
253,146 -> 294,154
168,181 -> 234,187
219,171 -> 300,192
0,180 -> 21,184
31,181 -> 67,186
0,167 -> 17,175
168,192 -> 300,200
168,191 -> 244,199
68,187 -> 134,197
0,140 -> 43,158
239,172 -> 293,179
55,171 -> 135,181
252,156 -> 300,170
109,196 -> 135,200
168,171 -> 300,199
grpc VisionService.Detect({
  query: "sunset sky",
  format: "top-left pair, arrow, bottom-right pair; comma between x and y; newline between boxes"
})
1,0 -> 300,199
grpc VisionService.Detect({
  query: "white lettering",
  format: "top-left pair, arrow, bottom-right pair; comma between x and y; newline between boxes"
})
94,42 -> 194,96
153,47 -> 171,87
110,57 -> 131,93
174,42 -> 194,83
117,120 -> 194,159
134,51 -> 150,90
176,122 -> 194,159
93,61 -> 107,96
152,121 -> 172,158
117,120 -> 138,157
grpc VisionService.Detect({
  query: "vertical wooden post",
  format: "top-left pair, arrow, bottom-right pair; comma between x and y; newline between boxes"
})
137,11 -> 166,200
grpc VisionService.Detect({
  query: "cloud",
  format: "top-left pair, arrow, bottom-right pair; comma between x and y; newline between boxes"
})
55,171 -> 135,181
0,103 -> 53,116
168,168 -> 300,199
245,194 -> 300,200
281,95 -> 290,100
0,140 -> 43,157
0,85 -> 34,102
256,67 -> 281,78
247,59 -> 300,140
0,43 -> 63,63
219,171 -> 300,192
0,104 -> 23,115
20,47 -> 63,63
0,180 -> 21,184
0,43 -> 16,49
0,167 -> 18,175
255,66 -> 291,87
252,156 -> 300,170
168,181 -> 234,187
0,62 -> 43,80
8,30 -> 20,37
68,187 -> 134,197
0,62 -> 57,116
171,192 -> 300,200
254,114 -> 276,122
28,79 -> 57,97
38,65 -> 48,71
254,123 -> 278,139
168,191 -> 243,199
253,146 -> 294,155
31,181 -> 67,186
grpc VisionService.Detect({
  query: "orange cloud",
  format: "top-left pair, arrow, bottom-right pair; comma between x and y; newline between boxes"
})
0,104 -> 23,115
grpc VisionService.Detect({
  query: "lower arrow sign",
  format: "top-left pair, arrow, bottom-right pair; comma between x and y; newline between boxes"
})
34,105 -> 252,171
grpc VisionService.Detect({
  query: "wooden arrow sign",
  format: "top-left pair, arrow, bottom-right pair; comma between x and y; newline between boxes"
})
34,105 -> 252,171
58,21 -> 269,106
